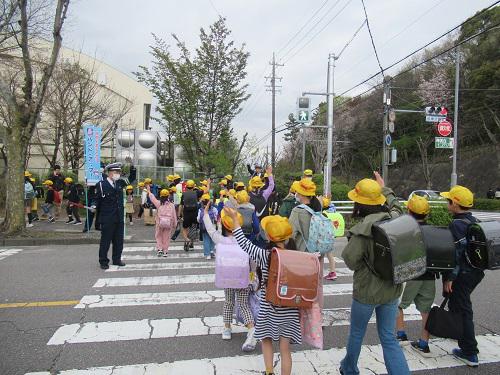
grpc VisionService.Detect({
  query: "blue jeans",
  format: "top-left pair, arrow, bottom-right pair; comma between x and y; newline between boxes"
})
341,298 -> 410,375
202,231 -> 214,257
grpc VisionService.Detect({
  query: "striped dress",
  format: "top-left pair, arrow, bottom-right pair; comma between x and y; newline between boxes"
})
233,227 -> 302,344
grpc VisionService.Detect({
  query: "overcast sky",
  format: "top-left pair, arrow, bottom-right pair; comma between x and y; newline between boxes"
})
63,0 -> 493,154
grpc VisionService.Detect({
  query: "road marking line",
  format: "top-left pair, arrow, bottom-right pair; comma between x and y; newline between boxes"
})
0,248 -> 23,261
0,300 -> 79,309
95,268 -> 354,287
123,245 -> 203,252
122,253 -> 345,262
76,283 -> 354,308
47,306 -> 423,345
28,334 -> 500,374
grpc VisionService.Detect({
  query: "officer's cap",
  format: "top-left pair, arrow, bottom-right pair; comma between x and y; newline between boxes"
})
105,162 -> 122,172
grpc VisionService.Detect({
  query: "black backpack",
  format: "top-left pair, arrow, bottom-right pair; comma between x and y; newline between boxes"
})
238,206 -> 254,236
183,190 -> 198,210
250,191 -> 268,219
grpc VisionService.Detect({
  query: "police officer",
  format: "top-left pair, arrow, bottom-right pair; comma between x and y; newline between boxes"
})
93,162 -> 127,270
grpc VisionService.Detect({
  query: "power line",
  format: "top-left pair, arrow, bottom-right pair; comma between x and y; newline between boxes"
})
360,0 -> 384,79
282,0 -> 354,64
276,0 -> 330,56
337,19 -> 366,60
338,0 -> 500,97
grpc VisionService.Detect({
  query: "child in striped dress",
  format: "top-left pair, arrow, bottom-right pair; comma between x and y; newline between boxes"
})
225,208 -> 300,375
203,202 -> 257,352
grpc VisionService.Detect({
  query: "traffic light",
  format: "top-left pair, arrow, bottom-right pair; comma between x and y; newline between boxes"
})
297,97 -> 310,124
425,106 -> 448,116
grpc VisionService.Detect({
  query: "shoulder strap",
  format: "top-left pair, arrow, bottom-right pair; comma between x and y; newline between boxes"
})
297,203 -> 315,216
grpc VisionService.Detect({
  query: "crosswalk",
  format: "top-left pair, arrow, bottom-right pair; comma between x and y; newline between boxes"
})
0,248 -> 23,261
26,243 -> 500,374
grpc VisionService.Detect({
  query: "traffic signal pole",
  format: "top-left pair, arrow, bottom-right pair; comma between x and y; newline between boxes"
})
324,53 -> 335,197
451,46 -> 460,187
382,83 -> 391,184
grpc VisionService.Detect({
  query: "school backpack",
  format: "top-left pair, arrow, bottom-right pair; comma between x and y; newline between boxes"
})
298,204 -> 336,254
183,190 -> 198,210
238,206 -> 254,236
158,203 -> 175,230
215,241 -> 250,289
250,191 -> 268,219
266,248 -> 320,308
24,181 -> 35,200
466,220 -> 500,271
75,183 -> 85,201
371,214 -> 427,284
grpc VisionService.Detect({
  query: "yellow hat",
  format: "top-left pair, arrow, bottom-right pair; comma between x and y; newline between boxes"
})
236,181 -> 245,189
261,215 -> 293,242
144,178 -> 152,184
304,169 -> 313,177
290,181 -> 300,194
173,174 -> 181,180
348,179 -> 386,206
24,171 -> 32,177
249,176 -> 264,189
169,186 -> 177,193
219,179 -> 228,186
221,209 -> 243,231
294,178 -> 317,197
30,177 -> 35,183
229,189 -> 236,197
322,197 -> 331,209
43,180 -> 53,186
126,185 -> 133,190
236,190 -> 250,204
138,182 -> 145,187
64,177 -> 73,184
186,180 -> 195,188
201,186 -> 209,194
201,180 -> 208,186
219,189 -> 227,196
225,175 -> 233,181
406,195 -> 430,215
167,175 -> 174,182
201,193 -> 211,201
440,185 -> 473,208
160,188 -> 169,197
264,173 -> 269,178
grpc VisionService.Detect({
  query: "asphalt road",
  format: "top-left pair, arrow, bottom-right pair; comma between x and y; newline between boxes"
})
1,236 -> 499,375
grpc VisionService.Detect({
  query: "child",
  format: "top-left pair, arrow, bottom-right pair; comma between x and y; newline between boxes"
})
441,185 -> 483,368
225,208 -> 300,375
24,171 -> 36,227
137,182 -> 145,218
41,180 -> 56,223
203,202 -> 257,352
235,190 -> 260,242
198,193 -> 217,260
64,177 -> 82,225
125,185 -> 135,225
147,186 -> 177,257
396,195 -> 436,355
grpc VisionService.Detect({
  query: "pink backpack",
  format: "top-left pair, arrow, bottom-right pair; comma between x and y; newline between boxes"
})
158,203 -> 174,229
215,241 -> 250,289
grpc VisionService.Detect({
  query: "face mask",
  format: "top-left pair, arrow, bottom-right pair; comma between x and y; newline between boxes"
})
112,174 -> 121,181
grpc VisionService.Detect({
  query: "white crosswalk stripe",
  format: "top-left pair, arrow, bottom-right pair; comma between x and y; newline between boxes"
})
0,248 -> 23,261
27,244 -> 500,374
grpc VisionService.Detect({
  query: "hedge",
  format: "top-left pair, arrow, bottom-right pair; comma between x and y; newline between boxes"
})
473,198 -> 500,211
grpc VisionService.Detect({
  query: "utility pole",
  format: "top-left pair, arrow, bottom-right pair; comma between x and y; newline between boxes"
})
324,53 -> 335,197
266,53 -> 283,168
382,82 -> 391,184
451,46 -> 460,187
302,126 -> 306,171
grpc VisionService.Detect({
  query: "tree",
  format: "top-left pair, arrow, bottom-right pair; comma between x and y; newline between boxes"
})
0,0 -> 70,234
135,17 -> 250,175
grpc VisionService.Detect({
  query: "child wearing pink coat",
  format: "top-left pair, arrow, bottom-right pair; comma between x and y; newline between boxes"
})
147,186 -> 177,257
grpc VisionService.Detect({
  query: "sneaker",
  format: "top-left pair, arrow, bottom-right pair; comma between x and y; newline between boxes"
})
26,223 -> 34,228
48,217 -> 55,223
189,241 -> 194,249
324,271 -> 338,281
65,219 -> 75,224
129,222 -> 134,226
242,327 -> 257,352
162,251 -> 168,257
411,340 -> 431,357
210,252 -> 215,258
222,328 -> 232,340
73,221 -> 83,225
184,242 -> 189,252
452,348 -> 479,367
397,333 -> 408,342
157,249 -> 164,257
32,216 -> 39,222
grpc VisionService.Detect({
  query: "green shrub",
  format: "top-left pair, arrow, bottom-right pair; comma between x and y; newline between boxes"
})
425,205 -> 453,226
473,198 -> 500,211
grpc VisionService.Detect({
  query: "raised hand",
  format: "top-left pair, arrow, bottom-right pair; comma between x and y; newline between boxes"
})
373,171 -> 384,188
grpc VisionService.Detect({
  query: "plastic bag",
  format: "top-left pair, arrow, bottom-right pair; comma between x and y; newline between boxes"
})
235,290 -> 260,324
300,301 -> 323,349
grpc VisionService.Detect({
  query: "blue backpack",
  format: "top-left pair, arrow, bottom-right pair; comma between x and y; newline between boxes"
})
298,204 -> 336,254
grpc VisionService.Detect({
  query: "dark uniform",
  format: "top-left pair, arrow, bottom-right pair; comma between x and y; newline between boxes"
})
93,163 -> 127,268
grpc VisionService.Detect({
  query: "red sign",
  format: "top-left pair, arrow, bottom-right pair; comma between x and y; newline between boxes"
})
437,120 -> 452,137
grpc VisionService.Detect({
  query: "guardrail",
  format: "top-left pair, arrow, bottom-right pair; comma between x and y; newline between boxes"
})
332,200 -> 447,214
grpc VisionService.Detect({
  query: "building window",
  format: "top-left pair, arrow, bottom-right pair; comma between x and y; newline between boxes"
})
144,103 -> 151,130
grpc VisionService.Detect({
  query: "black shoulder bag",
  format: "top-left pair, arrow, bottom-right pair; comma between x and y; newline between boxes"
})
425,296 -> 463,340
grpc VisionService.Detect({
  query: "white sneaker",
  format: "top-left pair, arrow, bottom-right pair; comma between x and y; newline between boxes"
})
162,251 -> 168,257
222,328 -> 232,340
206,255 -> 212,260
26,223 -> 34,228
129,222 -> 134,226
157,250 -> 163,257
242,327 -> 257,351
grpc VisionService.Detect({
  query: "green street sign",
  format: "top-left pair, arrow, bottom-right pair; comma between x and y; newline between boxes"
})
435,137 -> 454,149
297,109 -> 310,123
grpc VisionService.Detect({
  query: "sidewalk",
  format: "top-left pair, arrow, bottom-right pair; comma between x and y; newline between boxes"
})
0,216 -> 184,246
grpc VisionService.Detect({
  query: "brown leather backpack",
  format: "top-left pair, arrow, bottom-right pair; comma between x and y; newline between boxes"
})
266,248 -> 320,308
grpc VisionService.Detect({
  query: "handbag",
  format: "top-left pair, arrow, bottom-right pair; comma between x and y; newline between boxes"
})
425,297 -> 463,340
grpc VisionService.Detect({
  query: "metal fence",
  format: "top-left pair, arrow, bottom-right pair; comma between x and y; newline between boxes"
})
332,200 -> 447,214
